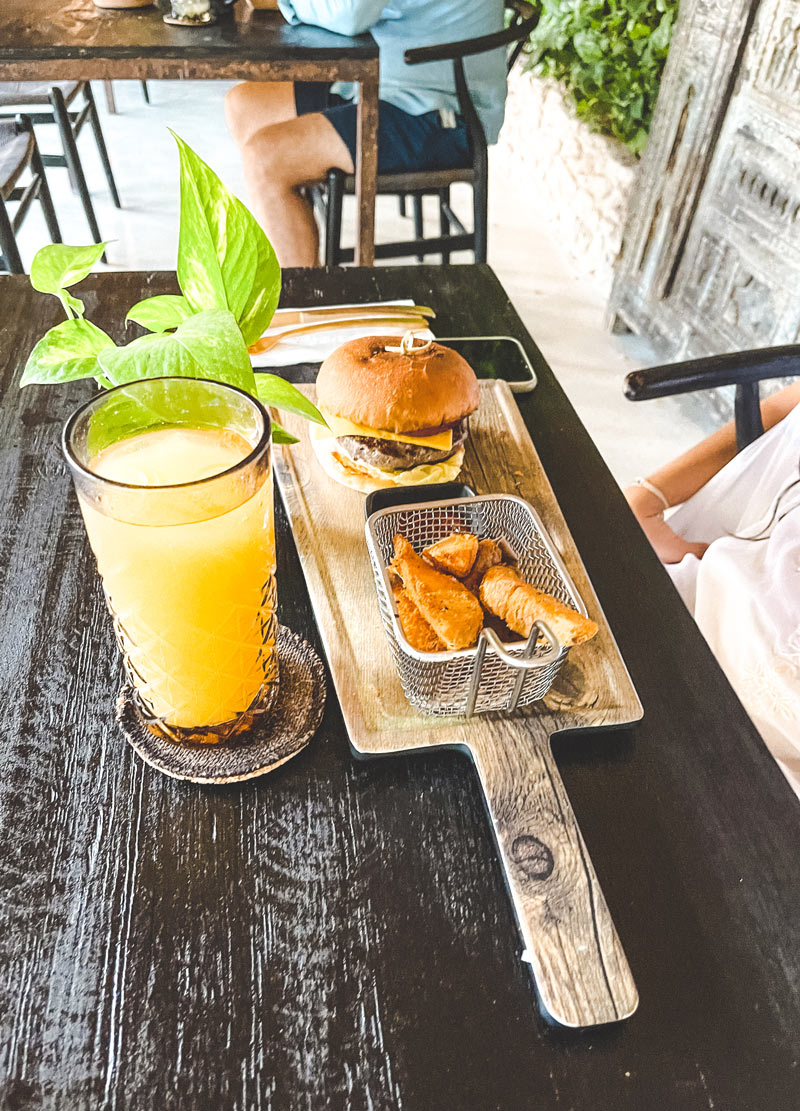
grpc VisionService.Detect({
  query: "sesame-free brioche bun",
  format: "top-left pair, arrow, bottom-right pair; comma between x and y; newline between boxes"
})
316,335 -> 480,433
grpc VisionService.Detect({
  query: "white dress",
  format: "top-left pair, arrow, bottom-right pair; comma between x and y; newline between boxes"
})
666,402 -> 800,799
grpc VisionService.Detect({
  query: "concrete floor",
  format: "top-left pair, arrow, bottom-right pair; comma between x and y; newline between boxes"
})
11,79 -> 717,484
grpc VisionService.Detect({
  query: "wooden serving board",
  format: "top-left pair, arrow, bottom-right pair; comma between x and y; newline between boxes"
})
275,380 -> 643,1028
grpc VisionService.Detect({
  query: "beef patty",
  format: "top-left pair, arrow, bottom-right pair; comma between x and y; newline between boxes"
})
337,419 -> 468,471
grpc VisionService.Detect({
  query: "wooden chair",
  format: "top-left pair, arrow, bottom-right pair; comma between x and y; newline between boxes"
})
625,347 -> 800,451
0,82 -> 120,257
318,0 -> 538,266
0,115 -> 61,274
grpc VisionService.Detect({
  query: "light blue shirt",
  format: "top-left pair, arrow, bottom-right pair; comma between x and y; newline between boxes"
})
278,0 -> 507,144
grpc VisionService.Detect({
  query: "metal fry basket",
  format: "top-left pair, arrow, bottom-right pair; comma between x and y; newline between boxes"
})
365,492 -> 589,717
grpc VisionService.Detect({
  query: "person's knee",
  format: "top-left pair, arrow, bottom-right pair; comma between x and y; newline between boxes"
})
224,83 -> 252,146
241,112 -> 354,197
225,82 -> 296,148
242,126 -> 308,191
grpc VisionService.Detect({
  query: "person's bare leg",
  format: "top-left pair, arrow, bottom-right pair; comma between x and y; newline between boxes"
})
225,81 -> 298,149
241,114 -> 355,267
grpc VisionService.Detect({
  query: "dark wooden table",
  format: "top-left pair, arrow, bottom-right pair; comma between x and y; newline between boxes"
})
0,0 -> 379,264
1,266 -> 799,1110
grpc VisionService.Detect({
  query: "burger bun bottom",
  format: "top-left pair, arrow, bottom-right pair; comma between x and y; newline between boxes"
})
310,427 -> 466,494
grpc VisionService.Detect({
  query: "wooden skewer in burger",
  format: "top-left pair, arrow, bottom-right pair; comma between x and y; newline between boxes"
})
310,331 -> 480,493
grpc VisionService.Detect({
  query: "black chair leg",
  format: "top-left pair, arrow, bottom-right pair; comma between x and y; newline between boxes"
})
412,195 -> 424,262
84,83 -> 121,208
103,81 -> 117,115
141,81 -> 151,105
473,172 -> 488,264
50,86 -> 107,257
21,116 -> 62,244
36,166 -> 63,245
734,381 -> 765,450
325,169 -> 345,267
399,194 -> 407,218
0,197 -> 24,274
439,187 -> 451,264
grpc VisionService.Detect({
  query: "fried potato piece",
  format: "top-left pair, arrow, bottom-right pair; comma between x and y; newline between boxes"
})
392,581 -> 445,653
422,532 -> 479,579
480,564 -> 598,647
463,537 -> 505,594
392,535 -> 484,650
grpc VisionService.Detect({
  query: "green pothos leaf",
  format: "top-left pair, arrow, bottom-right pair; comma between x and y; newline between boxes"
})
20,318 -> 115,387
126,294 -> 195,332
255,374 -> 326,426
270,422 -> 300,445
172,131 -> 281,345
98,309 -> 256,394
29,242 -> 109,296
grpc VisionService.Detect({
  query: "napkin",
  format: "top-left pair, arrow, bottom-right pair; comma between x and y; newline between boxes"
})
249,300 -> 435,368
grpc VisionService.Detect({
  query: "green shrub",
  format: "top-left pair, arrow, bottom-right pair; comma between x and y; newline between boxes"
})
522,0 -> 679,154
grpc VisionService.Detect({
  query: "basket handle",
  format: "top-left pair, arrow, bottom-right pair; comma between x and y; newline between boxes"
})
482,622 -> 561,667
468,727 -> 638,1026
466,624 -> 561,716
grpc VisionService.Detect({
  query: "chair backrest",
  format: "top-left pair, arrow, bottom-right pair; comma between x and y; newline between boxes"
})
506,1 -> 536,75
0,115 -> 32,197
404,1 -> 539,165
0,119 -> 19,153
625,346 -> 800,451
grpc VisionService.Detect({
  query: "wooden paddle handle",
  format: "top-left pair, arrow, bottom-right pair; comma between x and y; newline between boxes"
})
470,729 -> 638,1027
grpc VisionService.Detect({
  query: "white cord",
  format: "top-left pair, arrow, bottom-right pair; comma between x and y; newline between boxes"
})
634,476 -> 670,511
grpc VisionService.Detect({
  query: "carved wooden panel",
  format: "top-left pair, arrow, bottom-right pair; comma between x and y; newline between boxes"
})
665,0 -> 800,367
608,0 -> 762,366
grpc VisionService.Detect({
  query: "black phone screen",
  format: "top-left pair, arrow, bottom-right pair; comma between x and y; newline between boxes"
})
436,336 -> 537,392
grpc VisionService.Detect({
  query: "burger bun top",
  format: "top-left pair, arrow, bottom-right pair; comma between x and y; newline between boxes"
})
316,335 -> 480,433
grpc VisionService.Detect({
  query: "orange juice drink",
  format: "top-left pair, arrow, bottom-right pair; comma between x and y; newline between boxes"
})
64,378 -> 277,744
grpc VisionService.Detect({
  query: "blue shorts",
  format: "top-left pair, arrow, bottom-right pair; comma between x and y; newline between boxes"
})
294,82 -> 471,176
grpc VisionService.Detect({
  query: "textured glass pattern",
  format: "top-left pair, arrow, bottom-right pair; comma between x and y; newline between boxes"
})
108,571 -> 279,744
75,425 -> 276,743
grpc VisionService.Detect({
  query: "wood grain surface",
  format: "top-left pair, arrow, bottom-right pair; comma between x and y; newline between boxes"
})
277,381 -> 642,749
1,268 -> 799,1109
276,379 -> 641,1027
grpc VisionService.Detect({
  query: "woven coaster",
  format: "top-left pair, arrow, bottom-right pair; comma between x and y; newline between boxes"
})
116,626 -> 326,784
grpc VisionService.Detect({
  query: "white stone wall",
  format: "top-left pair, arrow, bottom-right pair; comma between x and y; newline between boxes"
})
492,70 -> 640,289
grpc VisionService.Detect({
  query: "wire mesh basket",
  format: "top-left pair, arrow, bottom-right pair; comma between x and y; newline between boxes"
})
365,493 -> 589,716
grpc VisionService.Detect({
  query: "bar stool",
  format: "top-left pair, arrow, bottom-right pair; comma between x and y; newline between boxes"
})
0,115 -> 61,274
0,82 -> 120,253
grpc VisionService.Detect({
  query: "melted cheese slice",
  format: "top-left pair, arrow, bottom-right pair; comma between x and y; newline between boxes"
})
317,406 -> 453,451
310,429 -> 465,492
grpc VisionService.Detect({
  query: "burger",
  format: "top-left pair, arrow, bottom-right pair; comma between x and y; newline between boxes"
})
310,334 -> 480,493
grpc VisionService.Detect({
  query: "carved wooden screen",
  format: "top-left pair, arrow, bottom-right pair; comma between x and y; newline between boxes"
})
609,0 -> 765,359
665,0 -> 800,355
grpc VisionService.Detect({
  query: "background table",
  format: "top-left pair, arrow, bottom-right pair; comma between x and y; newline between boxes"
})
0,0 -> 379,264
1,266 -> 799,1109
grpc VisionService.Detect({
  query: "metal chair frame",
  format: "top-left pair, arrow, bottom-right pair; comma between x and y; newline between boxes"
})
0,114 -> 61,274
0,81 -> 120,260
625,348 -> 800,451
318,0 -> 538,266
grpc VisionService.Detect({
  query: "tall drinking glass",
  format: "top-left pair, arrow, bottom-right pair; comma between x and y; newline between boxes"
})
64,377 -> 278,744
